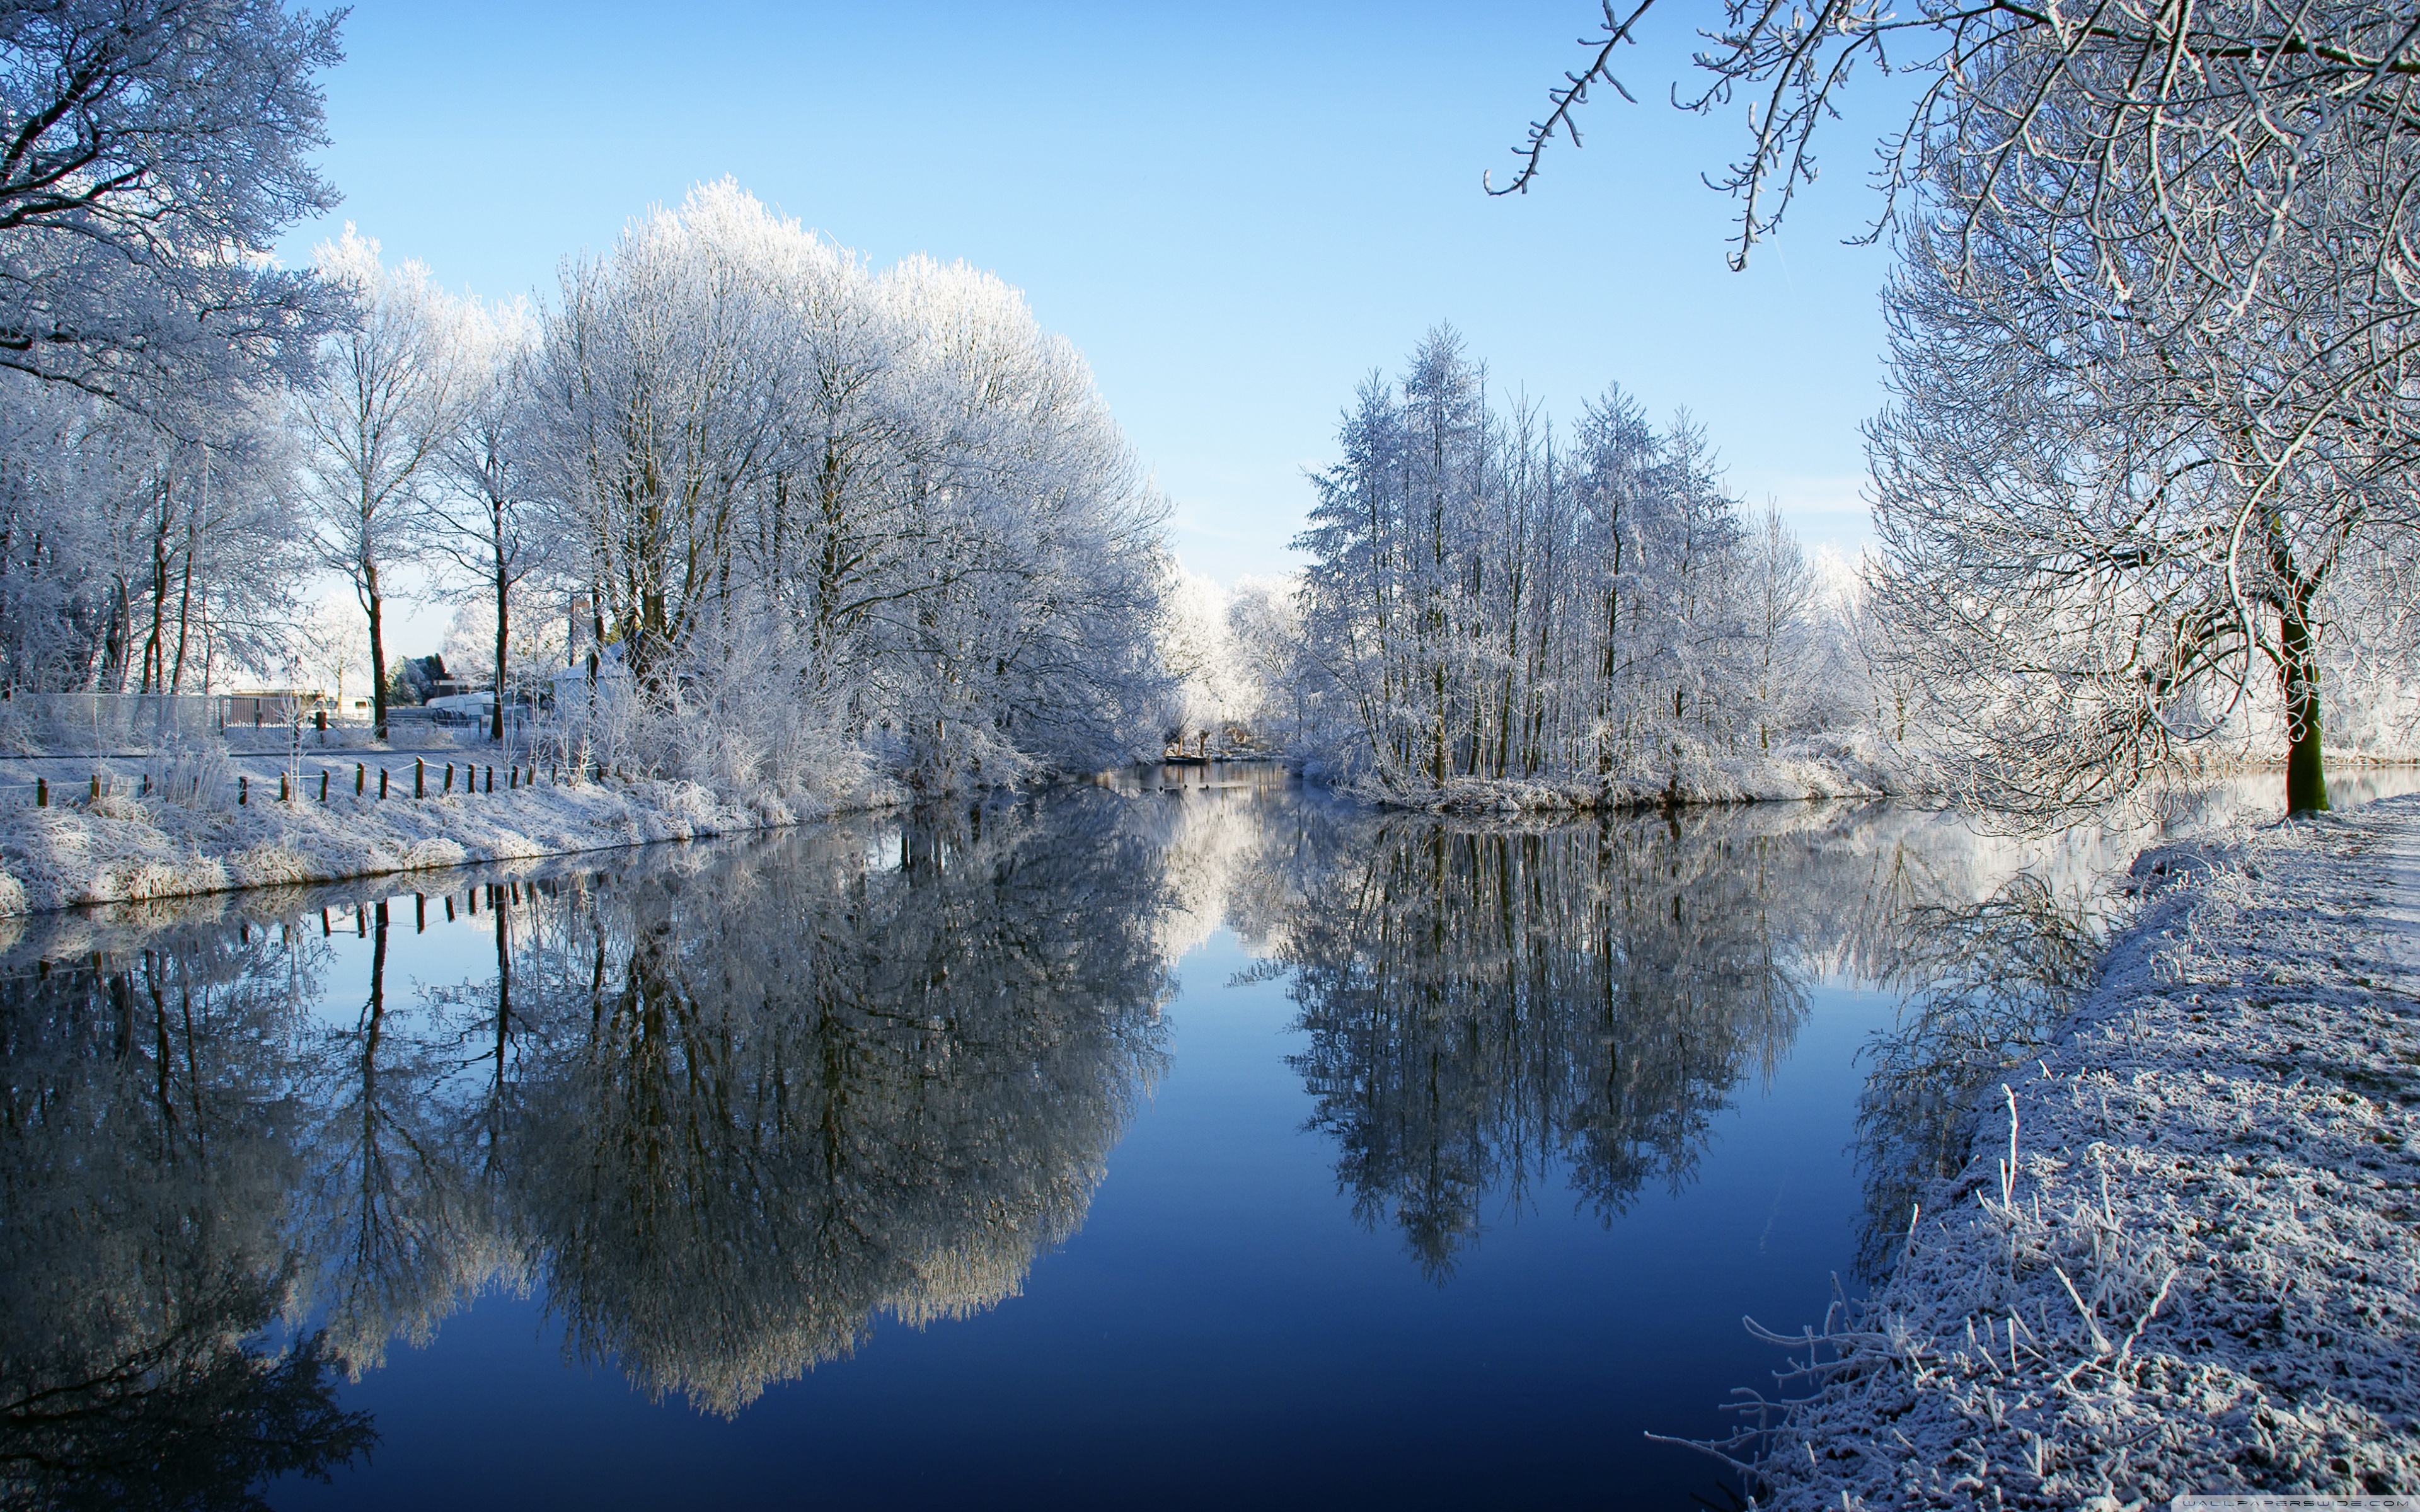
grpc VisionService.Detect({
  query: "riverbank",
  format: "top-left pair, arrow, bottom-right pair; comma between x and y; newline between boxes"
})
1748,794 -> 2420,1506
0,772 -> 875,915
1339,733 -> 1906,813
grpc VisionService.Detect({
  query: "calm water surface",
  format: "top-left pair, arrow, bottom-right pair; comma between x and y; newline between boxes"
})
4,767 -> 2411,1509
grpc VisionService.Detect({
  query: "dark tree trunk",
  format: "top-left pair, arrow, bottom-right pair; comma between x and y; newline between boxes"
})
366,559 -> 389,742
2281,605 -> 2329,814
491,566 -> 509,743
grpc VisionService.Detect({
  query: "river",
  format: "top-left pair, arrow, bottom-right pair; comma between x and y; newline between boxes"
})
3,765 -> 2412,1509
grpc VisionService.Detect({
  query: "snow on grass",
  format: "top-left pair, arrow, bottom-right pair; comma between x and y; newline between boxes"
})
1342,731 -> 1910,813
1726,794 -> 2420,1506
0,774 -> 880,915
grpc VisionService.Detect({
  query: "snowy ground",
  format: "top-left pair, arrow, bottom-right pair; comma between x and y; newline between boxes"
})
1741,794 -> 2420,1507
0,765 -> 860,915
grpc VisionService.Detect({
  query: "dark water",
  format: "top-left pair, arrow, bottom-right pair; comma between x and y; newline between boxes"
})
2,767 -> 2410,1509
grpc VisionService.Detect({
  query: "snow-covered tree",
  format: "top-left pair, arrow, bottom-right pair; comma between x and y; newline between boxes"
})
531,184 -> 791,705
0,0 -> 347,401
292,229 -> 466,739
1156,564 -> 1251,755
427,296 -> 554,739
438,591 -> 561,701
297,597 -> 368,711
0,369 -> 298,697
1286,327 -> 1840,803
1224,576 -> 1307,748
527,182 -> 1170,796
1862,62 -> 2420,821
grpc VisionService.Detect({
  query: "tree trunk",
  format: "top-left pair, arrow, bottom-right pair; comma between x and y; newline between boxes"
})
170,530 -> 195,694
101,574 -> 130,692
366,561 -> 389,742
144,513 -> 170,694
2281,605 -> 2330,814
491,565 -> 509,743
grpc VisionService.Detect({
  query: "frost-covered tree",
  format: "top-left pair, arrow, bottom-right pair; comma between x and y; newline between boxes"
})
1286,327 -> 1836,803
0,0 -> 347,401
427,296 -> 553,738
1156,564 -> 1252,754
437,593 -> 561,709
1862,64 -> 2420,820
296,595 -> 367,710
527,182 -> 1170,795
872,252 -> 1170,786
0,2 -> 342,705
1743,503 -> 1816,751
531,185 -> 791,706
293,229 -> 466,739
0,367 -> 299,697
1224,576 -> 1308,748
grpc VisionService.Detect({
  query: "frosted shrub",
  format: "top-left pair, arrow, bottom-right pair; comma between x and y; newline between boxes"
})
650,626 -> 872,814
141,740 -> 237,812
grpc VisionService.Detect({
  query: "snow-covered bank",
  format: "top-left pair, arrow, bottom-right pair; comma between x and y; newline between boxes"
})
1742,795 -> 2420,1506
0,774 -> 884,915
1333,733 -> 1906,813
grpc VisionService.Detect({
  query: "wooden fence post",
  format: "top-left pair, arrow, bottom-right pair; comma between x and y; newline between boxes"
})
415,759 -> 425,799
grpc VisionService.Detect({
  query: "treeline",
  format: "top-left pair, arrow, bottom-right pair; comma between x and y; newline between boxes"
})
1248,328 -> 1870,805
0,387 -> 296,699
0,182 -> 1174,799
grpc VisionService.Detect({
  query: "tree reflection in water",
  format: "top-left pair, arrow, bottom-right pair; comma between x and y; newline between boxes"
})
1252,808 -> 1814,1278
0,788 -> 1175,1504
0,929 -> 375,1509
498,798 -> 1172,1412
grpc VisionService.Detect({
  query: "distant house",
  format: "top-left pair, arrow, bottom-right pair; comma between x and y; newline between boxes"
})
221,687 -> 327,727
395,653 -> 478,704
550,641 -> 630,713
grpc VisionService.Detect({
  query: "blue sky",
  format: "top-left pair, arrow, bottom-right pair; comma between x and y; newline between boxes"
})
281,0 -> 1905,602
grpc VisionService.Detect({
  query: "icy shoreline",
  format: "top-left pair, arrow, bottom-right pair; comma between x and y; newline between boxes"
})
0,774 -> 867,916
1745,794 -> 2420,1507
1335,733 -> 1908,813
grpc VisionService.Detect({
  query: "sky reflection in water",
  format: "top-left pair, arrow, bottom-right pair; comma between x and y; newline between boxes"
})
4,768 -> 2411,1510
